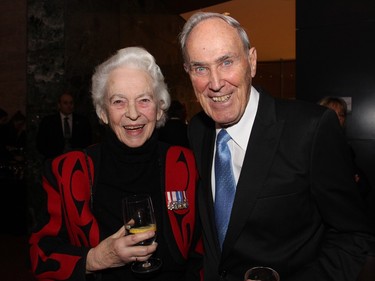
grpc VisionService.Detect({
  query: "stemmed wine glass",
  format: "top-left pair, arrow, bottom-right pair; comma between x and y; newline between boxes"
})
122,194 -> 162,273
244,266 -> 280,281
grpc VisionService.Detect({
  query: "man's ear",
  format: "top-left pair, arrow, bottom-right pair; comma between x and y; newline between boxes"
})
249,47 -> 257,78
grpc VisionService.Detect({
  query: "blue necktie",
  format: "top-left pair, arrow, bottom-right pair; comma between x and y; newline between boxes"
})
215,129 -> 236,248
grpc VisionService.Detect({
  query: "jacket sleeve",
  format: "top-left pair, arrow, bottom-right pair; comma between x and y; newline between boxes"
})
185,210 -> 204,281
29,152 -> 99,281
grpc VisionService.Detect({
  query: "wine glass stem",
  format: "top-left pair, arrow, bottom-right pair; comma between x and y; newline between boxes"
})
142,261 -> 152,268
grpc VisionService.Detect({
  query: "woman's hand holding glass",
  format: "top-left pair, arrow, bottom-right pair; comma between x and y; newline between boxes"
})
122,194 -> 162,273
86,225 -> 157,273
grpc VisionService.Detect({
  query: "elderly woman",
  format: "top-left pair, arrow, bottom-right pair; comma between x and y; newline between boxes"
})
29,47 -> 202,281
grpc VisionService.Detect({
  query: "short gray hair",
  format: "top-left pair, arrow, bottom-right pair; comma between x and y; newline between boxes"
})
179,12 -> 251,63
91,46 -> 171,127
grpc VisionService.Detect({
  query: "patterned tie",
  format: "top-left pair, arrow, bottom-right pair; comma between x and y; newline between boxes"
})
214,129 -> 236,248
64,116 -> 71,138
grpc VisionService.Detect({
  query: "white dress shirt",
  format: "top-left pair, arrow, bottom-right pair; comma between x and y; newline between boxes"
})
60,112 -> 73,137
211,86 -> 259,200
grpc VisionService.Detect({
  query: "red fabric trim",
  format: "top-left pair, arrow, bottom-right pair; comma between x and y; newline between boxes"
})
165,146 -> 198,259
29,176 -> 80,280
52,153 -> 100,247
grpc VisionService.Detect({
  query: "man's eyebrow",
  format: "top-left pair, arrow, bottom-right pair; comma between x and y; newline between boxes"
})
217,54 -> 231,62
189,54 -> 234,67
188,61 -> 206,67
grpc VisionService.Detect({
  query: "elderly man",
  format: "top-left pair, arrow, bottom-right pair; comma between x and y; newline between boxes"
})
180,11 -> 375,281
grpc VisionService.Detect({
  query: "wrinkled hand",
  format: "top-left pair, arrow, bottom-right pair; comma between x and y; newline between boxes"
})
86,226 -> 157,272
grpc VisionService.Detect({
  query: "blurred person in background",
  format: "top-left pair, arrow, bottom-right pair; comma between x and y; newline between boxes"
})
319,96 -> 372,200
36,91 -> 93,160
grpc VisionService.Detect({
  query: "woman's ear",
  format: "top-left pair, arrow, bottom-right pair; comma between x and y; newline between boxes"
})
99,110 -> 108,124
156,107 -> 164,121
156,100 -> 165,121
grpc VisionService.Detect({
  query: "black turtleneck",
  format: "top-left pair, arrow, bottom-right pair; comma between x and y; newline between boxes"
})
94,127 -> 162,238
92,128 -> 188,280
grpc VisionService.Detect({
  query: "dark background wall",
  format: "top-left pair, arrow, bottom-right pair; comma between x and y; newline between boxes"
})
296,0 -> 375,219
253,60 -> 295,100
0,0 -> 26,117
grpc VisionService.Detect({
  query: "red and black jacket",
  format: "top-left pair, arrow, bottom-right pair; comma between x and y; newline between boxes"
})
29,143 -> 203,280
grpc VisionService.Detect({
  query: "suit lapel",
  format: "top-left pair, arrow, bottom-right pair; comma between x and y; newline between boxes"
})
221,93 -> 285,258
55,114 -> 65,138
195,117 -> 223,259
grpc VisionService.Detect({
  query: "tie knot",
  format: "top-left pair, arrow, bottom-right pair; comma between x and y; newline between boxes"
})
217,129 -> 231,146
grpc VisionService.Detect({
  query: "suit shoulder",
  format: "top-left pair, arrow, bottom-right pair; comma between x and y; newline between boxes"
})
275,98 -> 326,119
73,112 -> 90,122
73,112 -> 88,118
190,111 -> 214,129
40,113 -> 59,122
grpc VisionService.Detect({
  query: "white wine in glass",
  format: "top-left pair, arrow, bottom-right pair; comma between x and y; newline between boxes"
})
122,194 -> 162,273
244,266 -> 280,281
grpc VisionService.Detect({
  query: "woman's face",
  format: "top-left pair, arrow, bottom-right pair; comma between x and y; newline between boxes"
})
101,66 -> 163,147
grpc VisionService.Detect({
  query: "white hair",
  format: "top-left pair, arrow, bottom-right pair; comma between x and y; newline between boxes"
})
91,46 -> 171,127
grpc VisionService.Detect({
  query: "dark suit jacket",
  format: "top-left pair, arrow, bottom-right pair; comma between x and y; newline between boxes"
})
188,91 -> 375,281
36,112 -> 92,159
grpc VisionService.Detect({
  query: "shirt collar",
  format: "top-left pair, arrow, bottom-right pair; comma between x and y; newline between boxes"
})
217,86 -> 259,151
60,112 -> 72,119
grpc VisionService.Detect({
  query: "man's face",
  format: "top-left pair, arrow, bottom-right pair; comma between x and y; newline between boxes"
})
101,66 -> 163,148
58,94 -> 74,115
185,18 -> 257,128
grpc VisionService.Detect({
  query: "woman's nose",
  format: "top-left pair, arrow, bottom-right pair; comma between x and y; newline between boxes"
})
125,102 -> 140,120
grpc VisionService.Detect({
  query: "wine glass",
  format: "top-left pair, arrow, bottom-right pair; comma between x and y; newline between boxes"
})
244,266 -> 280,281
122,194 -> 162,273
